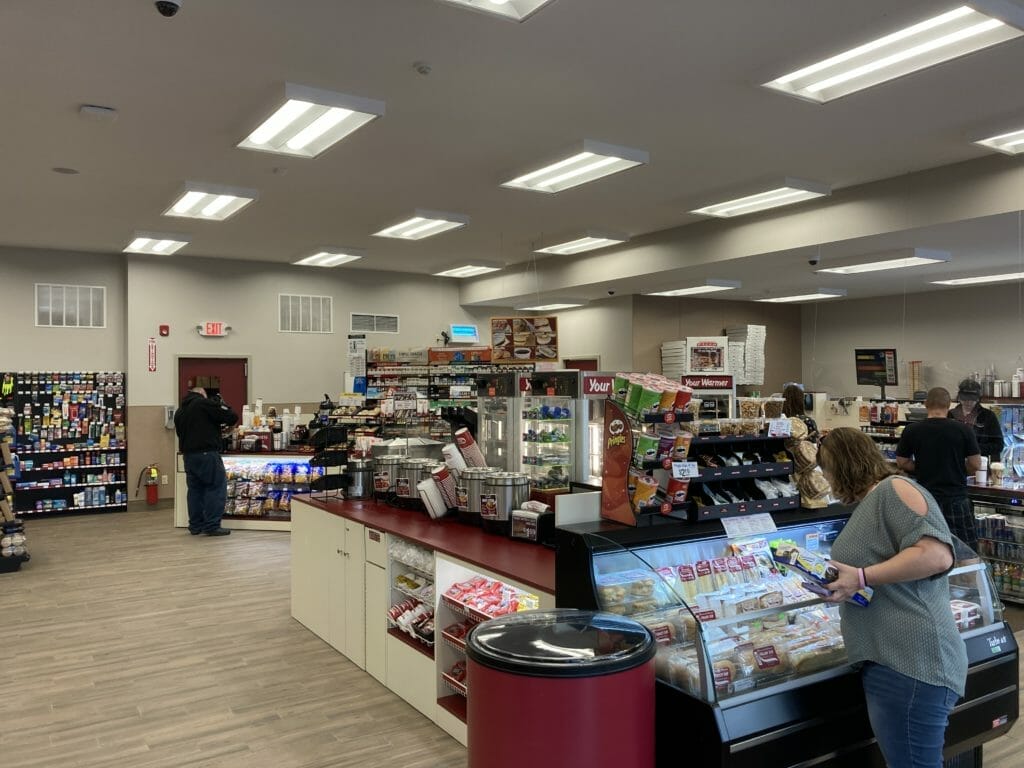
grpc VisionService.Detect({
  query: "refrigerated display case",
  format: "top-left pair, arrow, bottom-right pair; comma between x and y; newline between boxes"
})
174,452 -> 319,531
475,371 -> 527,471
555,508 -> 1019,768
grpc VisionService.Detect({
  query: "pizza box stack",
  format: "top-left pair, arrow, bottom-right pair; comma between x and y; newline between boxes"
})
661,339 -> 688,381
727,325 -> 766,386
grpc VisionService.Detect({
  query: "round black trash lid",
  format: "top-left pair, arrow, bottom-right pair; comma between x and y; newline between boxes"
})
465,608 -> 655,678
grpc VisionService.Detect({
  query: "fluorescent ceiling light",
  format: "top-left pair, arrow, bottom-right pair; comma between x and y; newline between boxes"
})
691,178 -> 830,218
763,5 -> 1024,103
502,140 -> 648,194
817,248 -> 951,275
293,249 -> 365,268
123,232 -> 189,256
436,0 -> 556,22
932,272 -> 1024,286
758,289 -> 847,304
645,280 -> 741,297
535,231 -> 629,255
973,126 -> 1024,155
163,182 -> 257,221
434,264 -> 503,278
515,298 -> 588,311
372,209 -> 469,240
238,84 -> 385,158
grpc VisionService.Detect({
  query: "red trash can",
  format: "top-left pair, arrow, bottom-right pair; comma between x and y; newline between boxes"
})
466,609 -> 656,768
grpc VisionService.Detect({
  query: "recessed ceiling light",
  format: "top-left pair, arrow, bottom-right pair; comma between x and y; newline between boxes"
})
645,280 -> 741,297
535,231 -> 629,256
757,289 -> 847,303
372,209 -> 469,240
817,248 -> 950,274
436,0 -> 556,22
123,232 -> 189,256
973,125 -> 1024,155
932,271 -> 1024,286
238,84 -> 385,159
502,140 -> 649,194
51,167 -> 80,175
691,178 -> 830,218
763,4 -> 1024,103
434,264 -> 503,278
293,248 -> 365,268
515,299 -> 588,311
163,182 -> 257,221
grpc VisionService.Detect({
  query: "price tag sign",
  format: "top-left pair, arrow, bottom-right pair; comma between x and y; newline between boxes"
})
450,385 -> 472,399
671,461 -> 700,479
394,393 -> 418,412
722,513 -> 778,540
767,418 -> 792,438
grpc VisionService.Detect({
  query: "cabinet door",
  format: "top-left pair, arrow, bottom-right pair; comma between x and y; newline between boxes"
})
344,520 -> 366,669
291,501 -> 330,641
365,562 -> 387,684
325,514 -> 348,654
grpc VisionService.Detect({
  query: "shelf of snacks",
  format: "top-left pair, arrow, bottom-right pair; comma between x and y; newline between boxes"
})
386,537 -> 435,657
9,371 -> 127,516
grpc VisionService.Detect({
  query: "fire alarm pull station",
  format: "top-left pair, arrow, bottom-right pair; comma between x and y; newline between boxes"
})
159,325 -> 170,337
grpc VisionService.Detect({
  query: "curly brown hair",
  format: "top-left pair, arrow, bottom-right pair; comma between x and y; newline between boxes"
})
783,384 -> 806,416
817,427 -> 897,503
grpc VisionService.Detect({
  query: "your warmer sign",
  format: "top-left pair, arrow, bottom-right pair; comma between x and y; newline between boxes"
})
582,374 -> 614,397
682,375 -> 734,389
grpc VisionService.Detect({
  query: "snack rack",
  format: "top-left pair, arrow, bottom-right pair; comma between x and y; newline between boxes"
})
386,538 -> 436,656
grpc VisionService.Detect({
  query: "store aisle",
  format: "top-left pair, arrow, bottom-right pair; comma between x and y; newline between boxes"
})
0,511 -> 466,768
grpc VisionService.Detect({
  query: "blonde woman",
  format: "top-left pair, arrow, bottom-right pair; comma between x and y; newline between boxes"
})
818,428 -> 966,768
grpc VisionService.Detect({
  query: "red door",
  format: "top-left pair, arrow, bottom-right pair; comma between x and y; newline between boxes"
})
178,358 -> 248,411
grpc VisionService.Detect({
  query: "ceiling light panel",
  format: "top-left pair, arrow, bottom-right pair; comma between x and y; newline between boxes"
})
293,249 -> 365,268
436,0 -> 556,22
163,183 -> 257,221
932,272 -> 1024,286
503,140 -> 649,194
645,280 -> 741,297
817,248 -> 950,275
123,232 -> 189,256
238,84 -> 385,158
757,289 -> 847,304
691,178 -> 830,218
434,264 -> 503,278
516,302 -> 585,311
373,209 -> 469,240
974,126 -> 1024,155
535,231 -> 629,255
763,5 -> 1024,103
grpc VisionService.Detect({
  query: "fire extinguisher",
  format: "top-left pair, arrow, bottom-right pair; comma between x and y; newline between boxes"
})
136,464 -> 160,505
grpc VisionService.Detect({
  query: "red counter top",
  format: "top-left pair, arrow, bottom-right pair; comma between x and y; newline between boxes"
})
297,496 -> 556,594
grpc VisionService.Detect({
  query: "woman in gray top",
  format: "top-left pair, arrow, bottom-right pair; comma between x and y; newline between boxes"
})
817,428 -> 967,768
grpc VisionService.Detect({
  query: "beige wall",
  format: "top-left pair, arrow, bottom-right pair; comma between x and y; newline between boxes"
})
633,296 -> 802,392
800,282 -> 1024,398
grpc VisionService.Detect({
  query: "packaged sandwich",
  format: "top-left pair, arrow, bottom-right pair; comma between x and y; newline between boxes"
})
771,543 -> 873,607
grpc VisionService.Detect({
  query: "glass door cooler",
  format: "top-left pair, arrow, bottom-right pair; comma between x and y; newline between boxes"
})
521,370 -> 579,493
555,508 -> 1019,768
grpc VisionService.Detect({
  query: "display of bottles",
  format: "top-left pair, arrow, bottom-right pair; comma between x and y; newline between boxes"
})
990,562 -> 1024,596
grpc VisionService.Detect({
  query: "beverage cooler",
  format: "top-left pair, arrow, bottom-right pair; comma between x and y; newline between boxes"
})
554,508 -> 1019,768
475,371 -> 528,471
521,370 -> 579,493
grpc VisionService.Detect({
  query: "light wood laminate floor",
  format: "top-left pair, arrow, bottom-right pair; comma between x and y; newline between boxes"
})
1,510 -> 1021,767
0,510 -> 466,768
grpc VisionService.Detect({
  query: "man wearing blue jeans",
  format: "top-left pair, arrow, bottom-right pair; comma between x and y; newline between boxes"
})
174,387 -> 239,536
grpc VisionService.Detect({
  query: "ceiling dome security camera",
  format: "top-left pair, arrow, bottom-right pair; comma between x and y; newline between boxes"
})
155,0 -> 181,18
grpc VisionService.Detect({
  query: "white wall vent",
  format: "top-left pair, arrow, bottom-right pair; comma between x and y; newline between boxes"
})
35,284 -> 106,328
350,313 -> 399,334
279,294 -> 333,333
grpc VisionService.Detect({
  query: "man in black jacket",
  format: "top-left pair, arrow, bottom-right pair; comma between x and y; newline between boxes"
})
949,378 -> 1004,461
174,387 -> 239,536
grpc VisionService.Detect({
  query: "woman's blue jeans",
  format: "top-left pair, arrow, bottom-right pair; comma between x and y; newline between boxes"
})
862,662 -> 960,767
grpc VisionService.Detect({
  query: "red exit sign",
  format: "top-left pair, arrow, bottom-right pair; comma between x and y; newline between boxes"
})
199,321 -> 228,337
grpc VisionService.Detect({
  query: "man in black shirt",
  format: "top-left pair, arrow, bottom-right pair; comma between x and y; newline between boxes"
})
174,387 -> 239,536
949,378 -> 1004,461
896,387 -> 981,551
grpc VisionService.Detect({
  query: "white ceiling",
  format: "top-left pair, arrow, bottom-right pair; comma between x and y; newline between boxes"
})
2,0 -> 1024,301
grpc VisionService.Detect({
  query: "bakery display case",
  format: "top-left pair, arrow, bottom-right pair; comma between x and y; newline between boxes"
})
555,508 -> 1019,768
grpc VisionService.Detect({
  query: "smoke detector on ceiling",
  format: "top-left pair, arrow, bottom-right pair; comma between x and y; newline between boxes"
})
79,104 -> 118,122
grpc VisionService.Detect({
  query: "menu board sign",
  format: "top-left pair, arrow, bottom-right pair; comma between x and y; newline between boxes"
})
490,316 -> 558,363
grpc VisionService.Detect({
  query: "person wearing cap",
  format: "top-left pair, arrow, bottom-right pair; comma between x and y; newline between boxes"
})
949,379 -> 1004,461
897,387 -> 981,552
